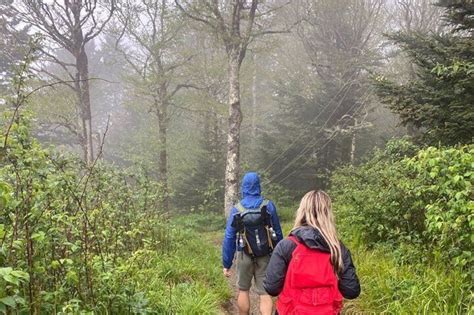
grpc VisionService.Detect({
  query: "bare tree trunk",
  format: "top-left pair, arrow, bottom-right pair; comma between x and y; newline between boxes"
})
175,0 -> 260,217
18,0 -> 115,164
351,119 -> 357,165
158,121 -> 169,212
156,99 -> 169,212
224,54 -> 243,217
74,71 -> 89,163
252,54 -> 257,144
211,110 -> 221,164
251,53 -> 257,150
77,46 -> 94,163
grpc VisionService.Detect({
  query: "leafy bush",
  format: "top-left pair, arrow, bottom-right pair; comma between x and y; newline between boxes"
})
331,139 -> 473,273
0,118 -> 230,313
331,139 -> 423,246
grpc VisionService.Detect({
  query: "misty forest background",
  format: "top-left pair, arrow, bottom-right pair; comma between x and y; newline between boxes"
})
0,0 -> 473,314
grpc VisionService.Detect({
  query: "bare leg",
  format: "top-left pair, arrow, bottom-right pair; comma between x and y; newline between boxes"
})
237,290 -> 250,315
260,294 -> 273,315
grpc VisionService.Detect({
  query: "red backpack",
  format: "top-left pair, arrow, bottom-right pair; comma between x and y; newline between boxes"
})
276,236 -> 343,315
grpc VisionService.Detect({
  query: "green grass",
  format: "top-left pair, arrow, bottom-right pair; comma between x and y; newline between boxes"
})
172,212 -> 226,233
276,205 -> 297,225
161,208 -> 473,314
109,213 -> 231,314
344,245 -> 472,314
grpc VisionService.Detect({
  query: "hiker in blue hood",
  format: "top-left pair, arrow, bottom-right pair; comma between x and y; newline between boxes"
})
222,172 -> 283,315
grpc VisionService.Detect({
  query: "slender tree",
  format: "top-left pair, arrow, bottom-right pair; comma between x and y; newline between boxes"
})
393,0 -> 443,33
16,0 -> 116,163
176,0 -> 284,216
113,0 -> 193,211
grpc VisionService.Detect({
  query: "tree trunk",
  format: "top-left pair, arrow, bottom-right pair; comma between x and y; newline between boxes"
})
350,122 -> 357,165
251,53 -> 257,152
156,99 -> 169,212
211,110 -> 221,167
76,48 -> 94,164
224,54 -> 243,217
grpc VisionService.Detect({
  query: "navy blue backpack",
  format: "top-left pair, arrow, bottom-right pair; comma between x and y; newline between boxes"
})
231,199 -> 277,257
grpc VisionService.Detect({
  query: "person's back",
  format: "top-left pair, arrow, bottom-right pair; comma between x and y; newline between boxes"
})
264,190 -> 360,315
222,172 -> 283,315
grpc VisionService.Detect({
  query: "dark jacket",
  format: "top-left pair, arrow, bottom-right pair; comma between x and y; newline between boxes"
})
263,226 -> 361,299
222,172 -> 284,269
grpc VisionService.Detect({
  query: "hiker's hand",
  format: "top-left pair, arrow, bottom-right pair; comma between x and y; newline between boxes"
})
223,268 -> 231,277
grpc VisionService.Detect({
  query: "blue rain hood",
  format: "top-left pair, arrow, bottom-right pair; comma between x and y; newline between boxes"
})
240,172 -> 264,209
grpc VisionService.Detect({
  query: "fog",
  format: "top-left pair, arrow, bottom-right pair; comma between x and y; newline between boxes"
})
1,0 -> 444,211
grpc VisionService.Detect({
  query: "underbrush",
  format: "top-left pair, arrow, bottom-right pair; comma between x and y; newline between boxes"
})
172,212 -> 225,233
343,244 -> 472,314
330,139 -> 473,314
332,140 -> 473,272
275,206 -> 296,225
0,116 -> 230,314
275,159 -> 473,314
112,225 -> 231,314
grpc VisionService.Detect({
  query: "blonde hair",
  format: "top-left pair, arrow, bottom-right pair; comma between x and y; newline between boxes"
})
293,190 -> 343,274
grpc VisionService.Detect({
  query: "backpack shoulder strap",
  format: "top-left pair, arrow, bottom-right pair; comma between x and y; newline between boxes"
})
235,202 -> 246,213
236,200 -> 269,212
259,199 -> 270,210
288,235 -> 305,258
287,235 -> 300,245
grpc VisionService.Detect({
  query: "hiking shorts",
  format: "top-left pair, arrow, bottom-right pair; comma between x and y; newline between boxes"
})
236,252 -> 270,295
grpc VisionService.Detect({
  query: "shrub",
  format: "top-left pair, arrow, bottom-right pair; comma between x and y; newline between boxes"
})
0,118 -> 230,313
331,139 -> 473,273
407,146 -> 473,270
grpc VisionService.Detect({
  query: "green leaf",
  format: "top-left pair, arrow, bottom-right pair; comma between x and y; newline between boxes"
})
3,274 -> 19,286
0,296 -> 16,307
59,258 -> 73,266
50,260 -> 60,269
10,270 -> 29,281
0,268 -> 12,277
66,271 -> 78,284
14,296 -> 26,306
31,231 -> 45,242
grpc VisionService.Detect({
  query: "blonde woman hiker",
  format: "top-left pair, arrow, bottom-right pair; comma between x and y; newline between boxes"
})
263,190 -> 360,315
222,172 -> 283,315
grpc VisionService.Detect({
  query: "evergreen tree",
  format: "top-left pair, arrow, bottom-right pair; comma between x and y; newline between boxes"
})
374,0 -> 474,145
257,0 -> 385,191
0,0 -> 30,90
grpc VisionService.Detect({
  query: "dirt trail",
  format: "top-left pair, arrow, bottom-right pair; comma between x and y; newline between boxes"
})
221,263 -> 261,315
211,235 -> 261,315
